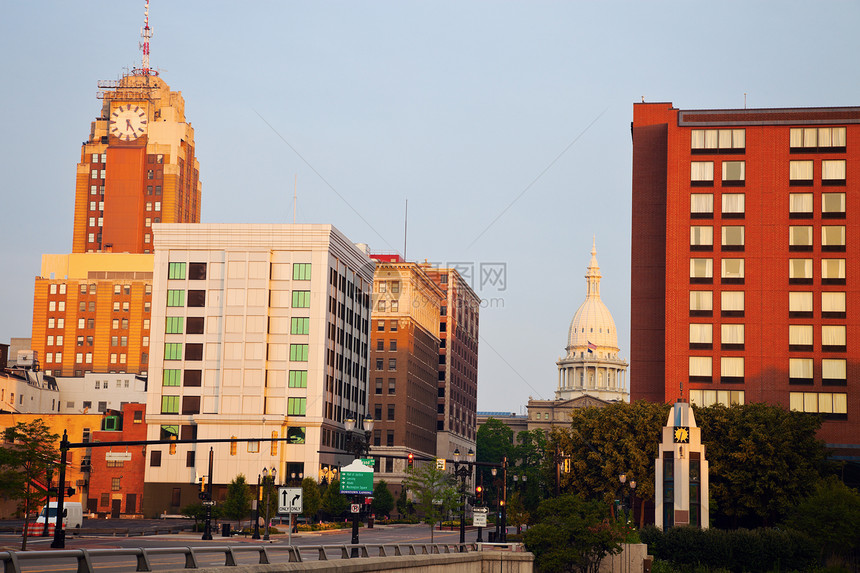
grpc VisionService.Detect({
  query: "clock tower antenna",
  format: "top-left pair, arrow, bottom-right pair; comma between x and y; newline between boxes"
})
134,0 -> 158,76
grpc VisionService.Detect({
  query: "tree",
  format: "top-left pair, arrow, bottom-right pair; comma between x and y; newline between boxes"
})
220,474 -> 252,530
320,479 -> 348,520
512,429 -> 547,512
396,487 -> 414,518
2,419 -> 60,550
402,461 -> 458,542
523,494 -> 624,573
507,491 -> 529,534
784,476 -> 860,561
371,479 -> 395,518
546,401 -> 670,526
476,418 -> 513,500
696,402 -> 827,528
180,502 -> 207,531
301,477 -> 322,522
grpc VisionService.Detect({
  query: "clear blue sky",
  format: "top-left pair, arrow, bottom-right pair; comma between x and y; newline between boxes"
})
2,1 -> 859,413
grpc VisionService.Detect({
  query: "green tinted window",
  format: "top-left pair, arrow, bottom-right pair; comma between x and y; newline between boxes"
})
167,290 -> 185,307
163,369 -> 181,386
289,371 -> 308,388
168,262 -> 186,280
287,398 -> 306,416
293,264 -> 311,280
161,396 -> 179,414
292,291 -> 311,308
291,317 -> 310,335
165,317 -> 183,334
164,343 -> 183,360
289,344 -> 308,361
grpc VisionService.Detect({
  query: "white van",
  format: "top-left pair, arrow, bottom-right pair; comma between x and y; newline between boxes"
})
36,502 -> 83,529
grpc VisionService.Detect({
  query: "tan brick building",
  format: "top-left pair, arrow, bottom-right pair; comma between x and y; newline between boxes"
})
368,255 -> 443,480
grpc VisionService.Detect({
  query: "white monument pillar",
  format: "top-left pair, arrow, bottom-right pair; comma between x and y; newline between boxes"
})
655,400 -> 709,529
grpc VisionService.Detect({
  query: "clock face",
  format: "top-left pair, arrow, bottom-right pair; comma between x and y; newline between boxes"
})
673,426 -> 690,444
110,104 -> 148,141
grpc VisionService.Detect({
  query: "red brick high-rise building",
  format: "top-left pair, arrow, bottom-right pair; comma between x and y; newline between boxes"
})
631,102 -> 859,451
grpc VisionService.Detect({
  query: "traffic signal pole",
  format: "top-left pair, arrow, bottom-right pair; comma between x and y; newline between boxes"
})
50,431 -> 69,548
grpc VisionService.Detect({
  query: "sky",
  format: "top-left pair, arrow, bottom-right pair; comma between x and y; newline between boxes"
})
2,1 -> 860,414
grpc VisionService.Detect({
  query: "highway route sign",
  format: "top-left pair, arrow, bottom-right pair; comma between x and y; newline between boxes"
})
277,487 -> 303,514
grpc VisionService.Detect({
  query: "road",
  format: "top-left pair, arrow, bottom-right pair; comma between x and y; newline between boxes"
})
0,522 -> 506,572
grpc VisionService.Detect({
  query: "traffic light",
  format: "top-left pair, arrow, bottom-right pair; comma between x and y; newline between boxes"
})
230,436 -> 237,456
169,435 -> 177,455
407,453 -> 414,469
475,485 -> 483,503
66,487 -> 75,497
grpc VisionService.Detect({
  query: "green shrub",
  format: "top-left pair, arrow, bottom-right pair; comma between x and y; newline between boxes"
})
641,526 -> 818,573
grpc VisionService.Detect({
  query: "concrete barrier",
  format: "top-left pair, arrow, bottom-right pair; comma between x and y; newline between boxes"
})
155,551 -> 534,573
599,543 -> 648,573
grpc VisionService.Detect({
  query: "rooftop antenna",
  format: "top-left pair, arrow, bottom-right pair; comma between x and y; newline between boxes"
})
134,0 -> 158,76
744,92 -> 747,109
403,198 -> 408,260
293,174 -> 297,224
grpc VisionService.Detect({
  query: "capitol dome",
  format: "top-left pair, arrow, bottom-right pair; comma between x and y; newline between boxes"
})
566,242 -> 619,355
555,239 -> 628,403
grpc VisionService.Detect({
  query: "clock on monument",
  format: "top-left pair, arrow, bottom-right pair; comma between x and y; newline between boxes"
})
673,426 -> 690,444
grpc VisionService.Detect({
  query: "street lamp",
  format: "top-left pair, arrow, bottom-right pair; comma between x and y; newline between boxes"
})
252,474 -> 262,539
491,467 -> 499,540
618,473 -> 636,525
452,447 -> 475,547
344,418 -> 374,556
629,480 -> 637,526
261,467 -> 277,541
289,472 -> 303,534
344,418 -> 375,458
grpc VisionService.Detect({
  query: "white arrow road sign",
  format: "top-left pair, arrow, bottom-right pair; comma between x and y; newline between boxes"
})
278,487 -> 303,514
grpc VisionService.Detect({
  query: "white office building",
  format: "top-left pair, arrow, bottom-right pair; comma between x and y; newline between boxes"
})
143,224 -> 374,515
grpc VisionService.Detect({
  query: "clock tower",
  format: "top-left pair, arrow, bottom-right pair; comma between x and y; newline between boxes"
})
655,400 -> 709,529
72,71 -> 201,255
71,0 -> 200,255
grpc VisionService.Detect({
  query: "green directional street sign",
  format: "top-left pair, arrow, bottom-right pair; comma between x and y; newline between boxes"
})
360,458 -> 375,468
340,459 -> 374,494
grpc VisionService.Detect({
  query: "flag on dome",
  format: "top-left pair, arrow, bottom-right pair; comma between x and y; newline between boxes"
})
587,341 -> 597,352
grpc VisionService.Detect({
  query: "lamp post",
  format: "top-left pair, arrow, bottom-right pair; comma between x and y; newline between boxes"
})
491,467 -> 499,540
289,472 -> 303,534
501,456 -> 508,543
511,474 -> 528,534
251,474 -> 262,540
202,447 -> 214,540
629,480 -> 637,526
452,447 -> 475,547
618,474 -> 636,525
344,417 -> 374,556
261,467 -> 277,541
